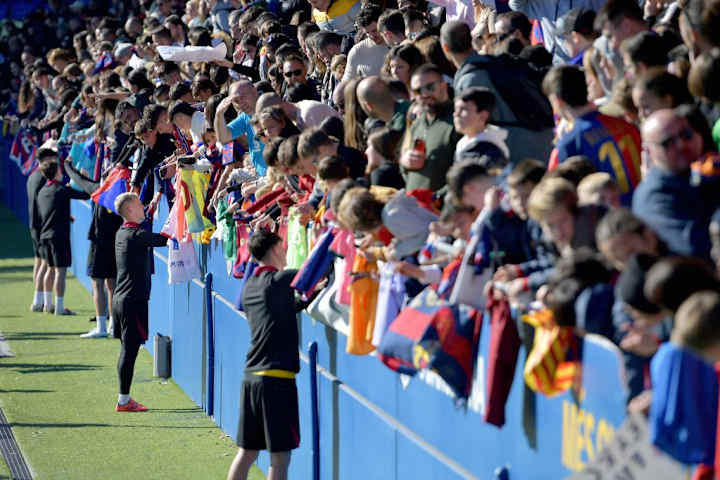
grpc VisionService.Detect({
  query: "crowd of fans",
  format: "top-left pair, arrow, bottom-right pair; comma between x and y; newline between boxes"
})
5,0 -> 720,476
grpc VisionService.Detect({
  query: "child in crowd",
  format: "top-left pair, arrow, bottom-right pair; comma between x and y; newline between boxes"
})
674,290 -> 720,363
577,172 -> 621,209
331,55 -> 347,83
595,208 -> 665,272
452,86 -> 510,169
614,253 -> 671,401
492,160 -> 556,297
527,177 -> 607,257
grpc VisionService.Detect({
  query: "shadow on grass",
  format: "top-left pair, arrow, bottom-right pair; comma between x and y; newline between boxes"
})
147,408 -> 205,413
0,389 -> 54,393
10,422 -> 216,430
0,363 -> 100,374
4,332 -> 90,340
0,265 -> 33,274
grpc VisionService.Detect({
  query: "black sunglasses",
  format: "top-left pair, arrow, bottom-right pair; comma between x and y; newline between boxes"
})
411,81 -> 438,96
284,69 -> 303,79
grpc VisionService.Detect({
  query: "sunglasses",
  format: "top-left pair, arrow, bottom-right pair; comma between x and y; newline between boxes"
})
655,127 -> 695,150
284,69 -> 303,79
411,81 -> 438,96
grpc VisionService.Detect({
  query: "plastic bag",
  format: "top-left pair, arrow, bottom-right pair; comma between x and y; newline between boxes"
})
286,211 -> 308,269
168,239 -> 201,284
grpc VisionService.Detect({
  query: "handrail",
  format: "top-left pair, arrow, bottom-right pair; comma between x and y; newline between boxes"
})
205,272 -> 215,417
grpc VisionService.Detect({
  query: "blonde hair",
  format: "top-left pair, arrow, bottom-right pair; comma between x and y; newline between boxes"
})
527,177 -> 578,222
330,54 -> 347,73
337,187 -> 384,233
577,172 -> 617,205
673,291 -> 720,353
115,192 -> 139,218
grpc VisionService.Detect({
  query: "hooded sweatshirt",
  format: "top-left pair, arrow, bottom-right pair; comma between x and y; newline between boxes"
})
455,125 -> 510,166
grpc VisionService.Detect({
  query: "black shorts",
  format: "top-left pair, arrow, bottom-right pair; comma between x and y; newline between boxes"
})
87,241 -> 117,279
39,239 -> 71,268
237,374 -> 300,452
30,229 -> 41,257
112,298 -> 149,344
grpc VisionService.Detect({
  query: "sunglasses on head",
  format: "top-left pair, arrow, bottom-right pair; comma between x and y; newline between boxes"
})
411,81 -> 438,96
656,127 -> 695,150
284,69 -> 303,78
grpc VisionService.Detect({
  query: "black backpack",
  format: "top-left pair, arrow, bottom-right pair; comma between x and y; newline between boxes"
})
460,54 -> 554,132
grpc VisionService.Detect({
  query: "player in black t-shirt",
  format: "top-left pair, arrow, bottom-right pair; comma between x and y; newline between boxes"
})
27,148 -> 56,312
227,229 -> 306,480
112,192 -> 167,412
36,158 -> 91,315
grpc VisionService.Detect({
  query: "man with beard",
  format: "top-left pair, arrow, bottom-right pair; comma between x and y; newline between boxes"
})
399,63 -> 462,192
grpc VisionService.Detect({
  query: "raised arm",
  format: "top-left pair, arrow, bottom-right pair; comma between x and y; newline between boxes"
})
64,159 -> 100,195
214,96 -> 236,145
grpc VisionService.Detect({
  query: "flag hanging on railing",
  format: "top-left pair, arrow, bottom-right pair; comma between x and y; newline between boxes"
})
177,168 -> 214,233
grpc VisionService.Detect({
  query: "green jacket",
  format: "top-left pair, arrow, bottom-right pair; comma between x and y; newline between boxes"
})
404,101 -> 461,192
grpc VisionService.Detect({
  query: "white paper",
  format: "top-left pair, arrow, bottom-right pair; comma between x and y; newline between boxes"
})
157,42 -> 227,63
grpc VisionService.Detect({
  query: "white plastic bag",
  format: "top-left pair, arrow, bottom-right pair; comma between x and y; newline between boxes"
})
168,239 -> 201,284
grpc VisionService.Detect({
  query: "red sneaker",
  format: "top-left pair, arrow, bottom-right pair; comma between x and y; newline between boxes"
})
115,398 -> 148,412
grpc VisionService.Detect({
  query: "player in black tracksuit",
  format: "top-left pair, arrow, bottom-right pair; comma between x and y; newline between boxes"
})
27,149 -> 56,312
227,229 -> 315,480
36,159 -> 90,315
112,192 -> 167,412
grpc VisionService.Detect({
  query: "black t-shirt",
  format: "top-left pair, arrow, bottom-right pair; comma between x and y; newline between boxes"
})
131,133 -> 176,192
114,224 -> 167,302
27,169 -> 46,233
36,181 -> 91,241
242,267 -> 302,374
338,144 -> 368,180
370,161 -> 405,190
89,203 -> 123,244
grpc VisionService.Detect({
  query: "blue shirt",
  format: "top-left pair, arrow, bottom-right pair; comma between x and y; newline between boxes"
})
555,111 -> 642,206
227,113 -> 267,177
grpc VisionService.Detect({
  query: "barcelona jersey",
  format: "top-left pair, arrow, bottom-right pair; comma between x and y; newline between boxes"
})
551,111 -> 642,206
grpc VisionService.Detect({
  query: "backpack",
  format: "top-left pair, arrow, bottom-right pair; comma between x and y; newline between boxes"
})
460,54 -> 554,132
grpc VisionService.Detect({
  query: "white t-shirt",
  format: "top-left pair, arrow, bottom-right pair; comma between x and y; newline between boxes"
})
190,110 -> 206,145
294,100 -> 341,130
341,38 -> 389,82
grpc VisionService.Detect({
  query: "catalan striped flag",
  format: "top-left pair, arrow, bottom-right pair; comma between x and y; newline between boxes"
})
90,165 -> 131,214
522,309 -> 580,397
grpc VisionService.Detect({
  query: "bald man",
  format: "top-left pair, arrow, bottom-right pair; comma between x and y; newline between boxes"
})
632,108 -> 717,258
356,76 -> 410,132
254,92 -> 339,131
214,80 -> 266,176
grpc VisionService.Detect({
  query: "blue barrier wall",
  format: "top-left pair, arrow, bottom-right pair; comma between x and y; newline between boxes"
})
2,153 -> 629,479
